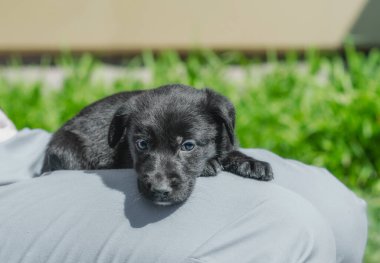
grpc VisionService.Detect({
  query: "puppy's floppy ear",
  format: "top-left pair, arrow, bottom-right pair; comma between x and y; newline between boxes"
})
204,88 -> 236,145
108,106 -> 131,148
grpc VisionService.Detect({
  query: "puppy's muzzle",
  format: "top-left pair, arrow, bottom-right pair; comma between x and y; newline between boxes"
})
137,178 -> 174,205
151,184 -> 172,199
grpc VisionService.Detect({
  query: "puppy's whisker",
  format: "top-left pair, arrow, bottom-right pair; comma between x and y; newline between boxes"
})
133,196 -> 142,204
130,192 -> 143,203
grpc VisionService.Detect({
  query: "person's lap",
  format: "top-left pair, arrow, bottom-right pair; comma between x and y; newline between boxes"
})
0,129 -> 367,262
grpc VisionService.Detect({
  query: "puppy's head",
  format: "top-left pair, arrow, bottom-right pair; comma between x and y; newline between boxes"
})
108,85 -> 235,205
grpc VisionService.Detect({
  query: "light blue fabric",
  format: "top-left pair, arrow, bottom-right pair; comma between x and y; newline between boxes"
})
0,128 -> 50,185
0,129 -> 368,263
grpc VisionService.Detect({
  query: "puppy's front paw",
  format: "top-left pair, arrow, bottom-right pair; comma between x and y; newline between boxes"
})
200,158 -> 222,177
237,159 -> 273,181
221,151 -> 274,181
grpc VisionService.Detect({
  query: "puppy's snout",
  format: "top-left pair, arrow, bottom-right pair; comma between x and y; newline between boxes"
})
151,184 -> 172,197
138,171 -> 183,204
149,173 -> 173,198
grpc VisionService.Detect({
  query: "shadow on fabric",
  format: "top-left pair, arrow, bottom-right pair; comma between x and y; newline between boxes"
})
87,169 -> 182,228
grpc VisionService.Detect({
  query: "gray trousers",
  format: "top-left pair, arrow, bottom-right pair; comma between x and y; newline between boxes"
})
0,129 -> 368,263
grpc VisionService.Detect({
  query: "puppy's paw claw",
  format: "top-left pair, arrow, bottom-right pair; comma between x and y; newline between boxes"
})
200,158 -> 222,177
238,160 -> 274,181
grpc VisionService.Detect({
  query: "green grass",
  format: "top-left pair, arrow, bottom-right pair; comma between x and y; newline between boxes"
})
0,47 -> 379,262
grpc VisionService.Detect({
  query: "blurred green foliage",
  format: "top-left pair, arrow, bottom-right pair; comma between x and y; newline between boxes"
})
0,47 -> 379,262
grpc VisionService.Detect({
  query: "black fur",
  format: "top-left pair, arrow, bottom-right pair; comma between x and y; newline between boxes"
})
41,84 -> 273,205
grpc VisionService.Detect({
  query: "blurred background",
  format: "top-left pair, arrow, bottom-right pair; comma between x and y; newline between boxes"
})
0,0 -> 379,261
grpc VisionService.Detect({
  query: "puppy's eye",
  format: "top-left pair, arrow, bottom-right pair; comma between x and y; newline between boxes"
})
136,139 -> 149,151
181,140 -> 195,151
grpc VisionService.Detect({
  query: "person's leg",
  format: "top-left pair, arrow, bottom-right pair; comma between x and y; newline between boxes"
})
185,179 -> 336,263
242,149 -> 368,263
0,169 -> 335,263
0,129 -> 366,262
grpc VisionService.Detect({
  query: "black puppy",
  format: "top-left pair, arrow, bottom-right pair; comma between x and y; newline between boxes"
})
41,84 -> 273,205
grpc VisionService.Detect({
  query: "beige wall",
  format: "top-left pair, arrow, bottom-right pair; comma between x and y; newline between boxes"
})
0,0 -> 367,52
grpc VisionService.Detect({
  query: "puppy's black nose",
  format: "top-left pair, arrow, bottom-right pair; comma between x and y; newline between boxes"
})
151,186 -> 171,197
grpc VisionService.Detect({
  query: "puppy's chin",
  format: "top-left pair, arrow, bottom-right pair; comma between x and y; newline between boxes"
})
137,178 -> 192,206
153,201 -> 175,206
